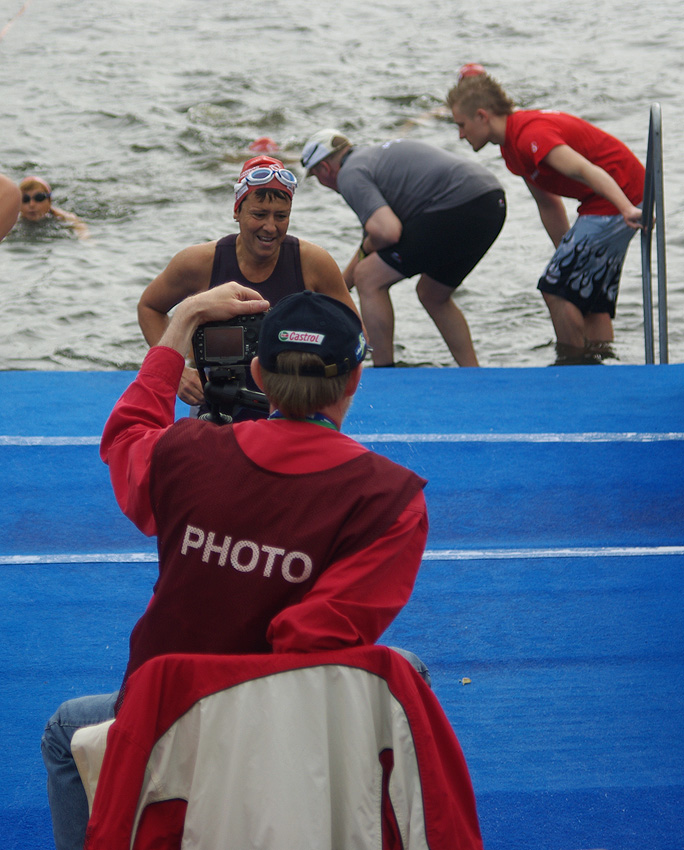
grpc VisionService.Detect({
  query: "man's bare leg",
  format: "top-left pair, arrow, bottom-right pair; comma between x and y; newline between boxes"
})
542,291 -> 588,349
353,254 -> 404,366
416,275 -> 479,367
584,311 -> 614,343
543,290 -> 614,347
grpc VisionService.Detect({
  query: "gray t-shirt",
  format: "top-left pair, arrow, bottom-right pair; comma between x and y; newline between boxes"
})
337,138 -> 502,225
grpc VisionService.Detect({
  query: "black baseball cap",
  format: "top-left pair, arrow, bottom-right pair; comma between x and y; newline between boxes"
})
258,291 -> 368,378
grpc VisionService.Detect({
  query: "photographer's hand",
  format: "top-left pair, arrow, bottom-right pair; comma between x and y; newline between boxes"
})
178,366 -> 206,406
159,282 -> 270,362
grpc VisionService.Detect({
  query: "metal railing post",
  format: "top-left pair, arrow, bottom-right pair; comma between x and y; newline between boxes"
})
640,103 -> 668,363
652,105 -> 669,363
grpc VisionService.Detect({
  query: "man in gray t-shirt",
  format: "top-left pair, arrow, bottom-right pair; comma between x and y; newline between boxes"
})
301,131 -> 506,366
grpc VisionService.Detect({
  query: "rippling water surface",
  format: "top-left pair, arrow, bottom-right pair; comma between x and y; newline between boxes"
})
1,0 -> 683,370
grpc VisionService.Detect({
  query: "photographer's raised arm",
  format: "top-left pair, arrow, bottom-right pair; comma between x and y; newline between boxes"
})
101,283 -> 269,534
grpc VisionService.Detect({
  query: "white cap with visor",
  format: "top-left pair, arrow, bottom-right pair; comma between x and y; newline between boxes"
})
300,129 -> 351,173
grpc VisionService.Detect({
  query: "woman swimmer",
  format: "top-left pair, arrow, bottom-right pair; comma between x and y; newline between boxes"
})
19,176 -> 89,238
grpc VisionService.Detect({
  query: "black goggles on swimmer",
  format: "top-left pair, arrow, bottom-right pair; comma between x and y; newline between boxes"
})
233,166 -> 298,205
22,192 -> 50,203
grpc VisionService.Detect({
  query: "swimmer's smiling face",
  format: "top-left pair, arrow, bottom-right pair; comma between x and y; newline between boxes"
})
234,191 -> 292,263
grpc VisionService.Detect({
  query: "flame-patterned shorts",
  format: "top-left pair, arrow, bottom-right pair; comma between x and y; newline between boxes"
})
537,212 -> 638,317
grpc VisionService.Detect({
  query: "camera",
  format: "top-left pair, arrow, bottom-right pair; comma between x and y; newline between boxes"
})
192,312 -> 269,424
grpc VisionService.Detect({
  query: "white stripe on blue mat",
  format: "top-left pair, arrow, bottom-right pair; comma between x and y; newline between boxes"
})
0,436 -> 101,445
2,546 -> 683,566
2,432 -> 684,446
0,553 -> 158,565
354,432 -> 684,443
423,545 -> 684,560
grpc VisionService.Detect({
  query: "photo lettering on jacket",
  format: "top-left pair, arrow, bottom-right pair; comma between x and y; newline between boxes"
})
181,524 -> 313,583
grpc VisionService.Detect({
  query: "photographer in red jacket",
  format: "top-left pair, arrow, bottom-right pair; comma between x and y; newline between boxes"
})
41,282 -> 428,850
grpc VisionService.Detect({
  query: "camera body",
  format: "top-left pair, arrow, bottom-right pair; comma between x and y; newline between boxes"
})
192,312 -> 269,423
192,313 -> 264,370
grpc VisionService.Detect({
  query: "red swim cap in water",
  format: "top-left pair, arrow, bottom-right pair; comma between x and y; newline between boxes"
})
458,63 -> 486,81
248,137 -> 279,154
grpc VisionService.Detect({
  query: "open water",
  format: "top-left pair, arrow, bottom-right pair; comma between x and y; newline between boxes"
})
1,0 -> 683,370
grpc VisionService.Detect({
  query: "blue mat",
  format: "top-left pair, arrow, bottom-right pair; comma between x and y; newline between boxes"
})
2,365 -> 683,850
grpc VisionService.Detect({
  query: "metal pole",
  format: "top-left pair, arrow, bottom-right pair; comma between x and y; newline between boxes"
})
651,104 -> 669,363
640,107 -> 656,364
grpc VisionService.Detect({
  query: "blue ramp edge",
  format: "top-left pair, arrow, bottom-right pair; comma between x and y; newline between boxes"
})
1,363 -> 684,436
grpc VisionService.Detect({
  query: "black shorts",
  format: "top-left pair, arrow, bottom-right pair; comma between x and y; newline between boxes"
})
376,189 -> 506,288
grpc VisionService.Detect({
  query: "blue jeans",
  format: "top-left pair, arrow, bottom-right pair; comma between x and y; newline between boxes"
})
389,646 -> 432,688
41,692 -> 118,850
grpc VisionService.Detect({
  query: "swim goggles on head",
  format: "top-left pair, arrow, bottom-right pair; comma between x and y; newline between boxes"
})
234,166 -> 298,204
22,192 -> 51,203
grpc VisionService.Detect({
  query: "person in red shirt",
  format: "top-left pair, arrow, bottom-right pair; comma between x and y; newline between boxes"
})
41,283 -> 428,850
448,66 -> 645,358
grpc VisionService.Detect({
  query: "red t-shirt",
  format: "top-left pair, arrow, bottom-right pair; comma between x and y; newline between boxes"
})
501,109 -> 645,215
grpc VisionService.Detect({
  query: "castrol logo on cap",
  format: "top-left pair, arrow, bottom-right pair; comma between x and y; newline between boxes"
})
278,330 -> 325,344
